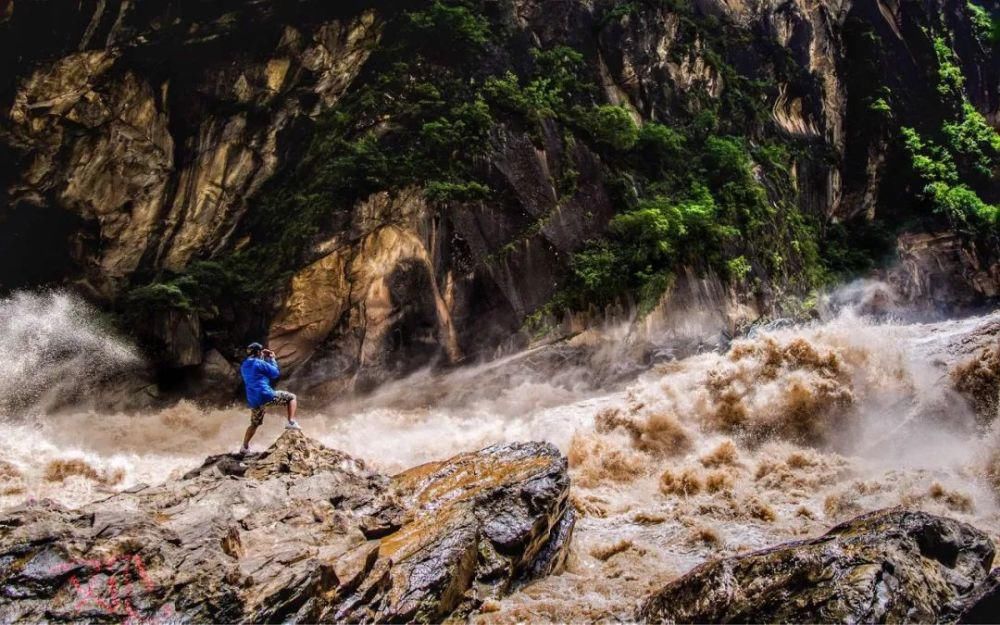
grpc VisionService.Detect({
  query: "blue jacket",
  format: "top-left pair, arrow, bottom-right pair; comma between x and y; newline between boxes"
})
241,356 -> 280,408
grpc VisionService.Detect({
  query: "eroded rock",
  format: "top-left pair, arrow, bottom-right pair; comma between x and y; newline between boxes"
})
637,508 -> 996,623
0,432 -> 573,623
957,568 -> 1000,624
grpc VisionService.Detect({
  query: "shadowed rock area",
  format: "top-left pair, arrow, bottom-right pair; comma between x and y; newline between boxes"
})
638,508 -> 996,624
958,567 -> 1000,623
0,432 -> 574,623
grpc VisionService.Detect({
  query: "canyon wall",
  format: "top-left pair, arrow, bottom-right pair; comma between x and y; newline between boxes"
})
1,0 -> 998,400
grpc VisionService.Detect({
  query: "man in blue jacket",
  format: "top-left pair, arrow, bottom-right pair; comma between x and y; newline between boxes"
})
240,342 -> 300,454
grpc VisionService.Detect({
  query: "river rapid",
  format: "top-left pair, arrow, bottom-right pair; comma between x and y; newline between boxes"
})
1,287 -> 999,620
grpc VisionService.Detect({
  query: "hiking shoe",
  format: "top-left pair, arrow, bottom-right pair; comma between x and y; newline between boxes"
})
285,420 -> 301,430
237,445 -> 252,456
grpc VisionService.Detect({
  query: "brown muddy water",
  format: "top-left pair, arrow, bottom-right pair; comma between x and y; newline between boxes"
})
2,288 -> 999,621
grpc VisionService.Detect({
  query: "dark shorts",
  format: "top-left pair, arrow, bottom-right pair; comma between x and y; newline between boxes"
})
250,391 -> 296,426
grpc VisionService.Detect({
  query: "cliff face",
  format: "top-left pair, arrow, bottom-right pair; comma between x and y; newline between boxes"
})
2,0 -> 999,400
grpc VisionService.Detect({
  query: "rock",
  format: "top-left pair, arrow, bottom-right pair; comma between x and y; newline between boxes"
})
957,568 -> 1000,624
885,232 -> 1000,312
268,187 -> 463,387
637,508 -> 995,624
151,309 -> 203,368
0,432 -> 573,623
2,3 -> 382,293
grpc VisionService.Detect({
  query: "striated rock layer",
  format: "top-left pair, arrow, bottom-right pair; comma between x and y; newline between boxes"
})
638,508 -> 996,624
0,432 -> 574,623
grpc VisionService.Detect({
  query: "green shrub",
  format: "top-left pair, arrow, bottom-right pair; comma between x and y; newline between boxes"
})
869,97 -> 892,117
124,283 -> 192,314
565,184 -> 737,309
425,180 -> 492,203
407,1 -> 490,53
727,255 -> 752,281
934,37 -> 965,97
484,71 -> 559,121
901,127 -> 959,183
702,136 -> 753,184
925,181 -> 999,228
580,105 -> 640,150
530,46 -> 587,96
483,46 -> 587,124
943,102 -> 1000,177
967,2 -> 994,42
636,122 -> 685,170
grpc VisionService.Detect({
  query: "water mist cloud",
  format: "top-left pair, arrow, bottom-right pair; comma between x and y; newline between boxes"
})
0,291 -> 140,414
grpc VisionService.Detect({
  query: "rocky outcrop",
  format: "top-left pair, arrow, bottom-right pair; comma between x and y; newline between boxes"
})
886,232 -> 1000,310
0,432 -> 574,623
1,1 -> 381,295
268,187 -> 463,390
637,508 -> 996,623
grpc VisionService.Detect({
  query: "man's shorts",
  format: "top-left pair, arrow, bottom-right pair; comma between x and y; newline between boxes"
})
250,391 -> 296,426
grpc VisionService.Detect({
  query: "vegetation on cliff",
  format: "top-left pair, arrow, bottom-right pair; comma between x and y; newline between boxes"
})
89,0 -> 1000,361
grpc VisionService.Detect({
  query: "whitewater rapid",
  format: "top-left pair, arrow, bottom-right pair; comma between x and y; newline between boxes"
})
1,289 -> 999,620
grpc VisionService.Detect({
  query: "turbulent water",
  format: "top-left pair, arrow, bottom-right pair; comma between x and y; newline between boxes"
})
2,287 -> 1000,620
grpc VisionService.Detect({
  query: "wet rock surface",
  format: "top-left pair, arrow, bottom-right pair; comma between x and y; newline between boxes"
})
957,567 -> 1000,624
0,431 -> 573,623
638,508 -> 996,624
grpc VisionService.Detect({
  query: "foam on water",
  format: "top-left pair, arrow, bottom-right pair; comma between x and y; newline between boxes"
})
2,288 -> 999,620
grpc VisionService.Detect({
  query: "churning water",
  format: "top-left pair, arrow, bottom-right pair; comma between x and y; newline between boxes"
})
1,286 -> 999,620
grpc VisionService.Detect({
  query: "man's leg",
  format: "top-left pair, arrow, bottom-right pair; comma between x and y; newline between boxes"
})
243,407 -> 265,450
272,391 -> 298,425
242,424 -> 258,449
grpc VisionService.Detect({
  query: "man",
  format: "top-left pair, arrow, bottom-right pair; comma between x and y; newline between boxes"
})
239,342 -> 300,454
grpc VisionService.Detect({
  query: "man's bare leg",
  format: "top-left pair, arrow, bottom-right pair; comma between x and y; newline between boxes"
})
242,424 -> 258,450
286,397 -> 297,423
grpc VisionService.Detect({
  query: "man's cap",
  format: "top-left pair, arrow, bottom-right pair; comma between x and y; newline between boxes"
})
247,342 -> 264,353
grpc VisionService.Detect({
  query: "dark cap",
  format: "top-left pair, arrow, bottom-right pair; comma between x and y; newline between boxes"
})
247,342 -> 264,354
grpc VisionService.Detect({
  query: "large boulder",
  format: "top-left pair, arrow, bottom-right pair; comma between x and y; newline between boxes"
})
637,508 -> 995,624
0,432 -> 573,623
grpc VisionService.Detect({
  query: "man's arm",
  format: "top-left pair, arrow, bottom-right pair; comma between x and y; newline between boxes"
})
257,357 -> 280,379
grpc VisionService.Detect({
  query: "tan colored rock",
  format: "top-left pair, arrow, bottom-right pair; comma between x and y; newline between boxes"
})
269,188 -> 462,376
887,232 -> 1000,308
5,9 -> 382,293
269,252 -> 351,366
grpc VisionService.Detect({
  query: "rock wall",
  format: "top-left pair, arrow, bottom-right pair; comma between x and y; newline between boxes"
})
1,0 -> 998,400
1,1 -> 380,295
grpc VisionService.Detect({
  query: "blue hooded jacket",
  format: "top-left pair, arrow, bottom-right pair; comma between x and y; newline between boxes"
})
241,356 -> 280,408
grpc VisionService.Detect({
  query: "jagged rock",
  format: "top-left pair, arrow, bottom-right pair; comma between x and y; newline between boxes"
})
957,568 -> 1000,624
637,508 -> 996,624
886,232 -> 1000,311
2,3 -> 382,292
0,432 -> 573,623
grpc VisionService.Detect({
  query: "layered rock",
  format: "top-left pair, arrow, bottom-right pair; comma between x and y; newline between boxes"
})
886,232 -> 1000,310
638,508 -> 996,623
2,2 -> 381,296
0,432 -> 574,623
